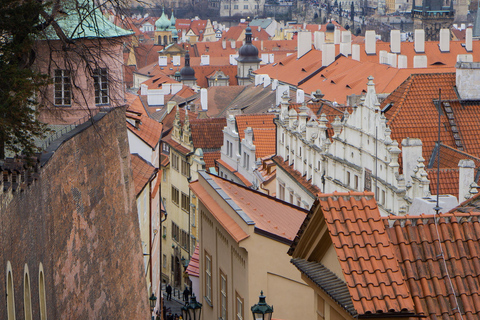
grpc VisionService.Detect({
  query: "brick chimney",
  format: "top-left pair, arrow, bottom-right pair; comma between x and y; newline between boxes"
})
456,62 -> 480,100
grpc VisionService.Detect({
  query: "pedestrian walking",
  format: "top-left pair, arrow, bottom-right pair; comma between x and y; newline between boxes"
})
183,286 -> 190,302
166,284 -> 172,301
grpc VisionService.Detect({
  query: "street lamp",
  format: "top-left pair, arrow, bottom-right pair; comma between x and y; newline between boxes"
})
181,293 -> 202,320
149,293 -> 157,312
251,291 -> 273,320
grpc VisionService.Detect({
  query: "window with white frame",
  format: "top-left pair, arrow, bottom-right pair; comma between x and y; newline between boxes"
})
279,182 -> 285,200
236,293 -> 244,320
220,271 -> 227,319
205,252 -> 212,303
93,68 -> 109,105
54,69 -> 71,106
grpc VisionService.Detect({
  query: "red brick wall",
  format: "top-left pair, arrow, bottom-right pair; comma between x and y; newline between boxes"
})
0,106 -> 150,319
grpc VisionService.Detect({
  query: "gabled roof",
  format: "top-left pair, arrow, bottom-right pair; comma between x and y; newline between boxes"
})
215,159 -> 253,187
131,154 -> 157,196
428,143 -> 480,169
186,245 -> 200,277
290,191 -> 480,319
161,106 -> 198,135
426,168 -> 460,198
222,25 -> 270,41
140,73 -> 180,90
203,151 -> 221,171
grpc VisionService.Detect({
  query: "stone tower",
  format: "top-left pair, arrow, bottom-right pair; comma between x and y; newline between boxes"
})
412,0 -> 454,41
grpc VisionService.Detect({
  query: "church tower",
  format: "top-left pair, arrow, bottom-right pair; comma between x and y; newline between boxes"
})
412,0 -> 454,41
236,27 -> 262,86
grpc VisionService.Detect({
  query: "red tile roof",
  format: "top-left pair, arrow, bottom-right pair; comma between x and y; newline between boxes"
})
235,114 -> 276,159
189,118 -> 227,149
385,212 -> 480,319
317,191 -> 415,315
429,144 -> 480,169
203,151 -> 221,171
222,25 -> 270,41
126,107 -> 163,149
426,168 -> 459,198
131,154 -> 157,196
161,106 -> 198,134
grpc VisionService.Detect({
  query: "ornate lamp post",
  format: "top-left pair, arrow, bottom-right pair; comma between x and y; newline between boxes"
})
149,293 -> 157,312
251,291 -> 273,320
181,293 -> 202,320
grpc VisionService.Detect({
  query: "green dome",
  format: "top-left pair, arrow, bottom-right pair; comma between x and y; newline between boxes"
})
155,9 -> 170,31
169,12 -> 177,30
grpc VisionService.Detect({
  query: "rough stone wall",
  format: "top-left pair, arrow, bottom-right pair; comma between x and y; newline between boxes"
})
0,107 -> 150,319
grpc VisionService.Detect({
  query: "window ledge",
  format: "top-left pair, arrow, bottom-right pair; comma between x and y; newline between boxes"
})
204,297 -> 213,307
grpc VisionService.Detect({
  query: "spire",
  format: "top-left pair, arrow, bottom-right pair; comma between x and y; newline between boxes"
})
245,26 -> 252,44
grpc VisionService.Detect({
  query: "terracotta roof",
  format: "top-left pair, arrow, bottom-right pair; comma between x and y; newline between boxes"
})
192,65 -> 238,87
188,86 -> 246,117
299,55 -> 454,105
273,156 -> 321,196
203,151 -> 220,171
163,135 -> 191,155
451,192 -> 480,213
190,180 -> 249,243
161,106 -> 198,135
131,154 -> 157,196
185,245 -> 200,277
235,114 -> 276,159
426,168 -> 460,198
385,212 -> 480,319
317,191 -> 415,315
190,39 -> 296,58
189,118 -> 226,149
222,25 -> 270,41
428,143 -> 480,169
140,73 -> 179,90
382,73 -> 458,161
202,172 -> 308,241
126,108 -> 163,149
255,49 -> 324,87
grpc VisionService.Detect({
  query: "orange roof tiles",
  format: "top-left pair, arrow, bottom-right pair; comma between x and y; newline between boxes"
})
140,72 -> 180,90
316,191 -> 415,315
215,159 -> 253,187
131,154 -> 157,196
205,172 -> 308,241
429,144 -> 480,169
203,151 -> 220,171
426,168 -> 460,198
190,118 -> 226,149
384,212 -> 480,319
235,114 -> 276,159
161,106 -> 198,134
126,106 -> 163,149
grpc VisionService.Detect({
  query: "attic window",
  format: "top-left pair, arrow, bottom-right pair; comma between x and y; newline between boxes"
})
321,74 -> 325,78
382,102 -> 393,113
279,62 -> 284,66
330,80 -> 336,84
302,68 -> 307,72
346,84 -> 351,89
432,61 -> 445,65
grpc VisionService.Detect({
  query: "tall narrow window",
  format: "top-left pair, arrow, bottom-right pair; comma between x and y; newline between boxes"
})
39,263 -> 47,320
205,252 -> 212,303
6,261 -> 16,320
54,70 -> 71,106
93,68 -> 109,105
236,293 -> 244,320
24,265 -> 32,320
220,271 -> 227,319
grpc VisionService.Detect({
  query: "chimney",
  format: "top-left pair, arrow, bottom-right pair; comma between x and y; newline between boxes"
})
314,31 -> 325,50
158,55 -> 168,66
456,62 -> 480,100
388,53 -> 397,67
200,88 -> 208,111
269,53 -> 274,63
379,50 -> 388,64
322,43 -> 335,66
457,54 -> 473,62
352,44 -> 360,61
390,30 -> 401,53
200,55 -> 210,66
401,138 -> 423,185
296,89 -> 305,103
173,55 -> 181,66
229,54 -> 238,65
340,31 -> 351,56
230,40 -> 236,49
222,39 -> 226,49
413,55 -> 427,68
414,29 -> 425,53
263,75 -> 271,88
261,53 -> 269,64
439,28 -> 450,52
255,74 -> 262,86
272,79 -> 278,91
276,85 -> 289,106
465,28 -> 473,52
261,40 -> 264,51
459,159 -> 475,202
297,31 -> 312,59
141,83 -> 148,95
334,29 -> 341,44
365,30 -> 376,55
398,55 -> 407,68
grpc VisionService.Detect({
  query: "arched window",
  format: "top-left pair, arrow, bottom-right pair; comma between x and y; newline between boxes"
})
39,263 -> 47,320
24,264 -> 32,320
164,35 -> 168,45
6,261 -> 16,320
